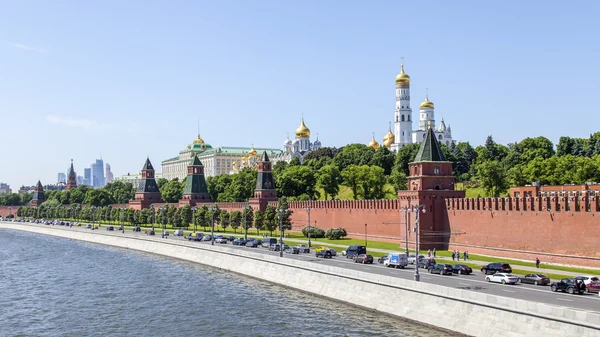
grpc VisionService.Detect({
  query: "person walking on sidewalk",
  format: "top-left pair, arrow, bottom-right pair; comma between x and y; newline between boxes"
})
433,248 -> 437,258
427,249 -> 431,258
464,251 -> 468,261
535,257 -> 540,268
451,251 -> 455,261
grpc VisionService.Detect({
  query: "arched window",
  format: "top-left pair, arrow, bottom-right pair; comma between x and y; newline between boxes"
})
438,135 -> 442,140
401,115 -> 405,122
434,166 -> 440,175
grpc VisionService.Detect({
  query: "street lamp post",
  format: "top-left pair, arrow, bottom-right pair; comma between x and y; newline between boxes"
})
192,207 -> 198,233
158,206 -> 166,238
91,206 -> 96,230
400,207 -> 411,255
208,206 -> 216,245
121,207 -> 126,233
413,204 -> 426,282
150,205 -> 156,234
8,206 -> 12,219
162,209 -> 166,239
304,207 -> 312,247
278,208 -> 284,258
364,223 -> 367,247
243,206 -> 248,241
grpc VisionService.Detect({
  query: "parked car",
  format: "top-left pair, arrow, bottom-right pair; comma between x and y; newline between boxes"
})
519,274 -> 551,286
573,276 -> 600,291
117,225 -> 124,231
245,240 -> 261,248
187,233 -> 204,241
285,246 -> 300,254
354,254 -> 374,264
452,264 -> 473,275
86,224 -> 92,229
485,273 -> 519,284
480,263 -> 512,275
550,278 -> 585,294
233,238 -> 247,246
587,281 -> 600,293
173,229 -> 184,236
384,253 -> 408,269
378,254 -> 389,264
163,231 -> 169,237
202,235 -> 213,241
345,245 -> 366,259
296,244 -> 310,253
262,238 -> 278,248
215,236 -> 228,244
132,226 -> 141,232
428,263 -> 454,275
408,254 -> 425,265
417,257 -> 436,269
145,229 -> 155,236
315,249 -> 333,258
227,236 -> 235,242
106,226 -> 114,231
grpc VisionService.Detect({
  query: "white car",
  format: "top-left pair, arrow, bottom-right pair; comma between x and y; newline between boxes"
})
485,273 -> 519,284
407,254 -> 425,265
341,250 -> 346,256
573,275 -> 599,290
214,237 -> 228,244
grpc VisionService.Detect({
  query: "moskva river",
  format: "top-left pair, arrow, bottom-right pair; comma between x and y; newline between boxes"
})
0,229 -> 460,337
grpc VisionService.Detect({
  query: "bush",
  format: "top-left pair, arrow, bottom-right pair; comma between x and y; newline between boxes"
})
301,226 -> 325,238
325,227 -> 347,240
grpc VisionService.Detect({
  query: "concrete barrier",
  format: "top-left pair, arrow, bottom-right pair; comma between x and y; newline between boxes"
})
2,222 -> 599,337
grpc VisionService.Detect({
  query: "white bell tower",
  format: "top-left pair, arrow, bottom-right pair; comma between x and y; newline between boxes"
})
392,58 -> 413,152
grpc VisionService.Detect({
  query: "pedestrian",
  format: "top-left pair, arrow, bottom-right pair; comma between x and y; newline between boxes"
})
535,257 -> 540,268
451,251 -> 455,261
457,250 -> 461,261
427,249 -> 431,258
433,248 -> 437,258
464,251 -> 468,261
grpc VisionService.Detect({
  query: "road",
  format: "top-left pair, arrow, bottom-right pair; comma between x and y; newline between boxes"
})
5,222 -> 600,314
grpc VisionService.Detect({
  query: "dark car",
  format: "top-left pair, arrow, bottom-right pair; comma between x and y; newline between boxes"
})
315,249 -> 333,258
106,226 -> 114,231
145,229 -> 155,236
428,263 -> 454,275
520,274 -> 551,286
480,263 -> 512,275
117,225 -> 124,231
417,257 -> 436,269
202,235 -> 212,241
245,240 -> 261,248
132,226 -> 141,232
378,254 -> 389,264
354,254 -> 374,264
227,236 -> 235,242
285,246 -> 300,254
187,233 -> 204,241
452,264 -> 473,275
296,245 -> 310,253
345,245 -> 367,259
550,278 -> 585,294
233,238 -> 247,246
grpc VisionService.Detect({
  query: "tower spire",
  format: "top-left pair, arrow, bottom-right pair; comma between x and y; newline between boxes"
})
401,56 -> 404,72
426,87 -> 429,100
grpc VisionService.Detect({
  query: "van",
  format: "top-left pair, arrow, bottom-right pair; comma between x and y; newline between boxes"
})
384,253 -> 408,269
345,245 -> 367,259
262,238 -> 278,248
174,229 -> 184,236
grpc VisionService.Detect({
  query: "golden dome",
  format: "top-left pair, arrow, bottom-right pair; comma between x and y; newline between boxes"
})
295,118 -> 311,138
395,63 -> 410,85
248,147 -> 257,156
193,134 -> 205,144
233,161 -> 238,167
420,95 -> 434,109
383,129 -> 395,148
368,135 -> 380,150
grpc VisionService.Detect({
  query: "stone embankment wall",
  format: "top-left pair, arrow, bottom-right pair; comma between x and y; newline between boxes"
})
2,223 -> 599,337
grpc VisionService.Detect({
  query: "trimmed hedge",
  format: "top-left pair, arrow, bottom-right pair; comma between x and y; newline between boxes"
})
325,227 -> 347,240
301,226 -> 325,238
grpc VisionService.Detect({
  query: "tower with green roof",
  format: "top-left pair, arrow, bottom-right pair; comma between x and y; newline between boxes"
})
179,155 -> 211,206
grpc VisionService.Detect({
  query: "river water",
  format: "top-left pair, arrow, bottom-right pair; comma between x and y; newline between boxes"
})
0,229 -> 460,337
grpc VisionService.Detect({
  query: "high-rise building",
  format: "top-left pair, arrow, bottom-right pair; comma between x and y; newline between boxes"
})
105,163 -> 114,184
77,176 -> 83,185
57,173 -> 66,184
83,168 -> 92,186
0,182 -> 11,195
91,159 -> 105,188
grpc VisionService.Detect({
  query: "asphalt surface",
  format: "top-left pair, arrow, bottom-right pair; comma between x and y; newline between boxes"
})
6,222 -> 600,314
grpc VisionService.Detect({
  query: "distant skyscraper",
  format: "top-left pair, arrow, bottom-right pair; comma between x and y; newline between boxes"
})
57,173 -> 66,184
77,176 -> 83,185
91,159 -> 105,188
83,168 -> 92,186
0,182 -> 11,195
105,163 -> 114,184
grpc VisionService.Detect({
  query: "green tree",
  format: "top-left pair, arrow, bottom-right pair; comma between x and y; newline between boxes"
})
370,146 -> 395,175
230,211 -> 242,233
84,189 -> 114,206
316,164 -> 341,200
219,210 -> 230,231
263,205 -> 278,236
276,165 -> 317,199
180,205 -> 192,229
157,178 -> 168,189
393,143 -> 420,175
476,160 -> 508,197
160,178 -> 183,203
388,167 -> 407,192
341,165 -> 363,200
242,206 -> 254,235
332,143 -> 374,171
362,165 -> 386,200
253,209 -> 264,235
518,136 -> 555,163
198,205 -> 209,231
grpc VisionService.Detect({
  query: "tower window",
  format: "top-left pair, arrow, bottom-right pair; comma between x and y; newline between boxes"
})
438,135 -> 442,140
402,131 -> 404,136
401,106 -> 404,108
434,166 -> 440,175
408,115 -> 410,121
401,115 -> 405,122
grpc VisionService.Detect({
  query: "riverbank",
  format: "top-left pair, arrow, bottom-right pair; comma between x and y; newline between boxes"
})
2,222 -> 599,337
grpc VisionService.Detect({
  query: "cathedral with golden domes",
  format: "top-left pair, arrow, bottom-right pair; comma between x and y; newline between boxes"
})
271,117 -> 322,165
369,60 -> 453,152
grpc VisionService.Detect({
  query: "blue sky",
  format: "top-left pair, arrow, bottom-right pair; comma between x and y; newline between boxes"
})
1,0 -> 599,189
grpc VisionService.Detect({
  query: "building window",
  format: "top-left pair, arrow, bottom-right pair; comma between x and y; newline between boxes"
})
434,166 -> 440,175
438,135 -> 442,140
401,115 -> 405,122
402,131 -> 404,136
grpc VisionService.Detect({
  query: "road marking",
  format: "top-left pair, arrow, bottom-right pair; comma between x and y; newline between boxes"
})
556,298 -> 572,302
502,289 -> 516,293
